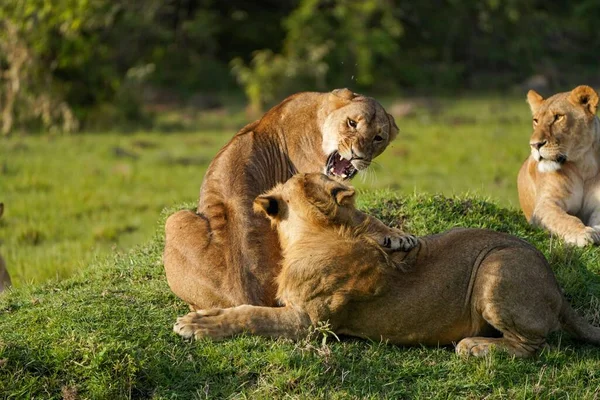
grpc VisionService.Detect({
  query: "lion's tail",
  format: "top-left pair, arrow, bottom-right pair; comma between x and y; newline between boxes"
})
560,299 -> 600,346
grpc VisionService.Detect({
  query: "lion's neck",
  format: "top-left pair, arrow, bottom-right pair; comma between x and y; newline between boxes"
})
278,221 -> 324,253
281,128 -> 327,173
261,94 -> 328,174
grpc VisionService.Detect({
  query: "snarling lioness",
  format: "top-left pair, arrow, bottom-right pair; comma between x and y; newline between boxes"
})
518,85 -> 600,246
164,89 -> 408,314
174,173 -> 600,357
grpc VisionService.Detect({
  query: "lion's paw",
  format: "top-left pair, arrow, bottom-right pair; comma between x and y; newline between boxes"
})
455,338 -> 496,357
590,226 -> 600,244
173,309 -> 228,341
382,231 -> 418,252
456,337 -> 537,358
563,227 -> 600,247
173,311 -> 202,340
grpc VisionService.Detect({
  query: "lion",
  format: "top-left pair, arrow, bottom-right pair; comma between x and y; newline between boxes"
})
163,89 -> 410,315
517,85 -> 600,246
0,203 -> 11,292
174,173 -> 600,357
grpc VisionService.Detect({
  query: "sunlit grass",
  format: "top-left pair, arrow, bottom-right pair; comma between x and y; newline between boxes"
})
1,193 -> 599,398
2,93 -> 600,398
0,131 -> 230,285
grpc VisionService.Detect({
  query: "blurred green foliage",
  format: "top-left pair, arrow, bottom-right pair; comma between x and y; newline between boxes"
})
1,0 -> 599,133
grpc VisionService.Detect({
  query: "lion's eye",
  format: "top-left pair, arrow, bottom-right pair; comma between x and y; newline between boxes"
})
373,135 -> 384,142
554,114 -> 564,122
533,118 -> 538,126
347,119 -> 357,129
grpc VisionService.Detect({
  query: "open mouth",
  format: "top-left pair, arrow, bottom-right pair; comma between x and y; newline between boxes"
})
325,151 -> 358,179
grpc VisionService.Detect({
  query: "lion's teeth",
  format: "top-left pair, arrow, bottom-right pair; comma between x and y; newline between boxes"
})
330,167 -> 335,173
341,173 -> 347,178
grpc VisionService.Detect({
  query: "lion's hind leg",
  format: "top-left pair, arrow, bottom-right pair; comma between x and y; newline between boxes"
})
457,247 -> 562,358
456,301 -> 550,358
163,209 -> 237,309
456,336 -> 546,358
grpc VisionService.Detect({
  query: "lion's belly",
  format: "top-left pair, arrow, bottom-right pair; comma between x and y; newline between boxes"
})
338,296 -> 489,346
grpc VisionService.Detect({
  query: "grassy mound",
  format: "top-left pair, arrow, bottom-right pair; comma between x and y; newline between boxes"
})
1,192 -> 600,399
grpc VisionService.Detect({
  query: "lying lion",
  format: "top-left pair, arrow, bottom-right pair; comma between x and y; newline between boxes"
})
518,85 -> 600,246
174,173 -> 600,357
164,89 -> 408,315
0,203 -> 11,292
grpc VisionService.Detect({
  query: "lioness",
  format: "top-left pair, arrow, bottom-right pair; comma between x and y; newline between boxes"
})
174,173 -> 600,357
518,85 -> 600,246
0,203 -> 11,292
164,89 -> 410,313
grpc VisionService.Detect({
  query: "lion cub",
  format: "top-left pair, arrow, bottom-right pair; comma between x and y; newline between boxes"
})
0,203 -> 11,292
518,85 -> 600,246
174,173 -> 600,357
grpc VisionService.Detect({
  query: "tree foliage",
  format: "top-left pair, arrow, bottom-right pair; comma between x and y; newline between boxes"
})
1,0 -> 599,133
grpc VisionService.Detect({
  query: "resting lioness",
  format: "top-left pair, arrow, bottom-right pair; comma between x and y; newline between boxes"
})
164,89 -> 409,313
0,203 -> 11,292
518,85 -> 600,246
174,173 -> 600,357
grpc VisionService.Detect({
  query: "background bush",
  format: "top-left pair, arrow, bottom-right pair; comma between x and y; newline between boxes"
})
1,0 -> 600,133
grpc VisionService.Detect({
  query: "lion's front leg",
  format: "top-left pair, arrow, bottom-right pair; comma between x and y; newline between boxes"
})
585,202 -> 600,241
379,227 -> 418,252
532,201 -> 600,247
360,213 -> 417,252
173,305 -> 312,341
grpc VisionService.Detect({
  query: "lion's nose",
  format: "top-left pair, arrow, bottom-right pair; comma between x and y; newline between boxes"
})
350,147 -> 366,160
530,140 -> 547,150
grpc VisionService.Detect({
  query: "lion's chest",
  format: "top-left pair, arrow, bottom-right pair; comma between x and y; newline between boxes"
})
580,178 -> 600,224
563,179 -> 585,216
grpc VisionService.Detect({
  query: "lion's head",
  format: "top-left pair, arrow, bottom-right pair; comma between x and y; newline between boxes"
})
320,89 -> 398,179
526,85 -> 600,173
253,173 -> 356,242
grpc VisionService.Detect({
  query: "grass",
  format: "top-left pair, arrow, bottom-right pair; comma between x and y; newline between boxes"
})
1,193 -> 600,399
0,132 -> 231,285
0,93 -> 531,286
1,93 -> 600,398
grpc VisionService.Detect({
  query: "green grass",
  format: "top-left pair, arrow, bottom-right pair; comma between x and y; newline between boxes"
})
0,132 -> 231,286
2,93 -> 600,397
0,94 -> 532,286
1,193 -> 600,399
367,94 -> 530,206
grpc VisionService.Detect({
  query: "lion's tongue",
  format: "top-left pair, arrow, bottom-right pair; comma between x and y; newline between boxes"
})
333,155 -> 351,175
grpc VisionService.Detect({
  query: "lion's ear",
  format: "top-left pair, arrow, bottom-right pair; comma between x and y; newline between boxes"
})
387,113 -> 399,141
331,186 -> 355,206
527,90 -> 544,114
253,195 -> 284,220
331,88 -> 356,101
569,85 -> 599,115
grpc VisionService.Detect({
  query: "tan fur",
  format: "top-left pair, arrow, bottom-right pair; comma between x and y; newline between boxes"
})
0,203 -> 11,292
163,89 -> 402,314
518,85 -> 600,246
174,173 -> 600,357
